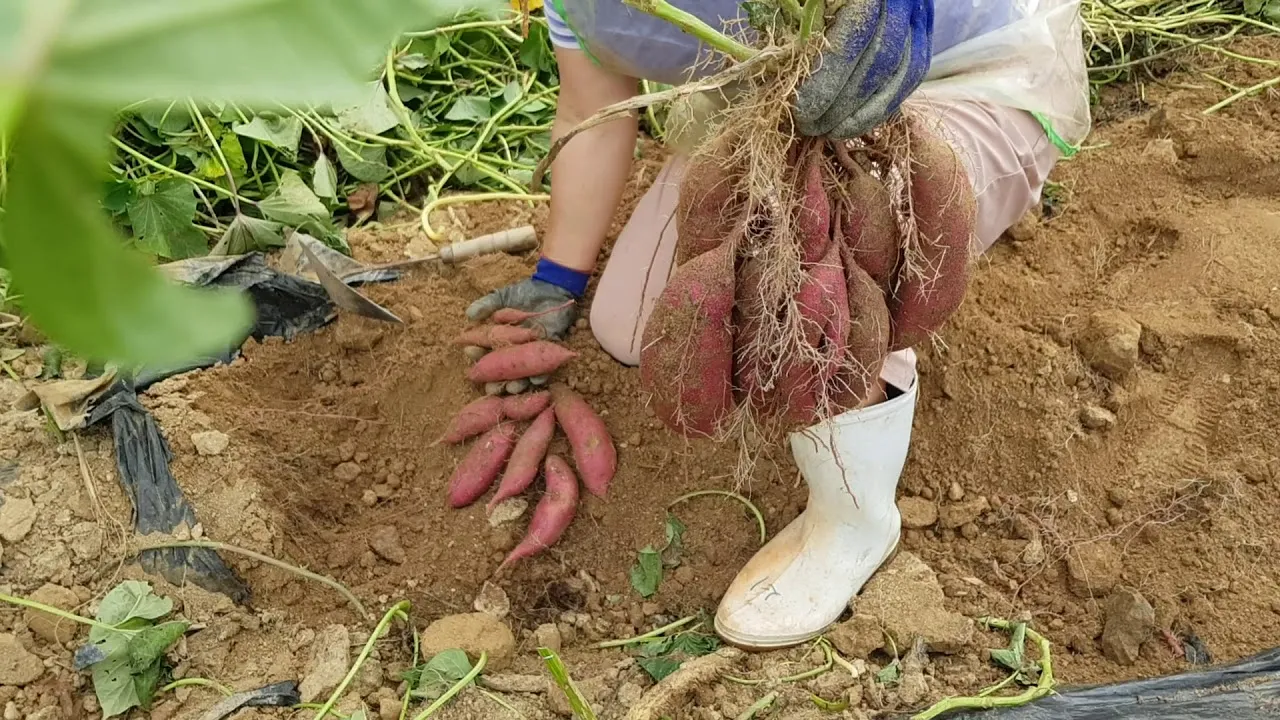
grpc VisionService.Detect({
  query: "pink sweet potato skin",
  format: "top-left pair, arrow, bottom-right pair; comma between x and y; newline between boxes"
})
889,117 -> 977,351
454,324 -> 541,348
776,242 -> 848,426
448,423 -> 519,508
639,242 -> 736,437
467,341 -> 578,383
551,386 -> 616,498
502,391 -> 551,421
440,396 -> 504,444
675,138 -> 743,266
488,409 -> 556,512
837,166 -> 900,291
497,454 -> 579,573
796,145 -> 831,267
832,253 -> 891,410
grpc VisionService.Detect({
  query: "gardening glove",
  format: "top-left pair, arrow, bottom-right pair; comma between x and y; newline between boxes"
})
466,279 -> 578,341
793,0 -> 934,140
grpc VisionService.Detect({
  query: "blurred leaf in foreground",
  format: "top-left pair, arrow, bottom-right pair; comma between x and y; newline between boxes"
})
0,0 -> 486,368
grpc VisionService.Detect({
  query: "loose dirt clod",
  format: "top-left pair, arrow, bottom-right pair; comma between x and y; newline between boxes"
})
0,633 -> 44,686
418,613 -> 516,671
1101,587 -> 1155,665
0,496 -> 36,543
1067,544 -> 1124,598
625,647 -> 744,720
1077,310 -> 1144,379
299,624 -> 351,703
855,552 -> 973,653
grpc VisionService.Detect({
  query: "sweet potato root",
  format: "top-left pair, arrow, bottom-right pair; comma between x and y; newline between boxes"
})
832,247 -> 891,409
488,408 -> 556,512
467,341 -> 578,383
551,385 -> 616,498
889,117 -> 977,351
835,163 -> 900,291
502,391 -> 551,421
438,395 -> 504,444
448,422 -> 519,508
454,324 -> 541,348
776,242 -> 848,425
796,143 -> 831,266
490,303 -> 573,325
497,454 -> 579,573
640,242 -> 737,437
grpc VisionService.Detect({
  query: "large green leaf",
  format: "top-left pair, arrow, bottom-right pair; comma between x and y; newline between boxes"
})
232,115 -> 304,157
337,143 -> 393,183
1,97 -> 252,367
0,0 -> 490,368
19,0 -> 485,112
338,82 -> 401,136
212,214 -> 285,256
96,581 -> 173,627
259,170 -> 329,225
126,178 -> 205,259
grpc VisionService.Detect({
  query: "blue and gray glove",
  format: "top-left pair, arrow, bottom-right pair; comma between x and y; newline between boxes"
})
794,0 -> 934,140
465,257 -> 586,341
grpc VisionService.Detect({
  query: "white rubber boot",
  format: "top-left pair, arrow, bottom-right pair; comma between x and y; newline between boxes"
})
714,362 -> 918,650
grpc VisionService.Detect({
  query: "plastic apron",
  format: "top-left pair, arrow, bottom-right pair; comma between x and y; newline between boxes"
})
549,0 -> 1091,148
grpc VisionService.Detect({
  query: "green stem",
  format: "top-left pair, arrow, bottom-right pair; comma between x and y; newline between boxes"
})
109,138 -> 256,207
1204,75 -> 1280,114
159,677 -> 234,697
777,0 -> 803,22
411,651 -> 488,720
132,540 -> 370,623
622,0 -> 757,62
735,692 -> 778,720
0,592 -> 117,633
399,628 -> 421,720
910,618 -> 1055,720
669,490 -> 767,544
186,98 -> 239,212
313,602 -> 411,720
593,615 -> 698,649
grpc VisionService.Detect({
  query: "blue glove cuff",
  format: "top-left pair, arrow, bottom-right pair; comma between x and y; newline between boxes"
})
532,257 -> 591,298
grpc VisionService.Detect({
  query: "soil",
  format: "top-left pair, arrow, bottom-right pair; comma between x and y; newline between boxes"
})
2,38 -> 1280,720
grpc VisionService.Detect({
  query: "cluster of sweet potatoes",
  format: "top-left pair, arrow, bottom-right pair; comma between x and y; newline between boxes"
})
442,321 -> 616,572
641,115 -> 977,437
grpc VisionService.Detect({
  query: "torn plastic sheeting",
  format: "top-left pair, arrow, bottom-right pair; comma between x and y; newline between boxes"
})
88,389 -> 250,605
952,647 -> 1280,719
197,680 -> 301,720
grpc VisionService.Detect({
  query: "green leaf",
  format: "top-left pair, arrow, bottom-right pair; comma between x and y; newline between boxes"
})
132,659 -> 164,710
313,154 -> 339,200
338,82 -> 401,136
92,651 -> 141,719
409,649 -> 474,701
127,621 -> 188,672
518,23 -> 555,72
445,96 -> 493,122
637,656 -> 682,683
396,53 -> 432,71
336,143 -> 393,183
499,80 -> 524,106
97,581 -> 174,627
259,170 -> 329,226
20,0 -> 483,111
212,214 -> 286,256
219,133 -> 248,179
629,546 -> 663,598
232,115 -> 304,158
137,102 -> 192,133
876,661 -> 901,686
102,181 -> 135,215
989,622 -> 1028,673
670,633 -> 720,657
126,179 -> 205,260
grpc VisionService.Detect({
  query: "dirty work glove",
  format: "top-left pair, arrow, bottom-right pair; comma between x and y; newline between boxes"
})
465,257 -> 585,340
793,0 -> 934,140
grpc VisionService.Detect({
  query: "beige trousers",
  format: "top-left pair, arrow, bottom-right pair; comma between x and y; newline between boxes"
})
590,101 -> 1061,368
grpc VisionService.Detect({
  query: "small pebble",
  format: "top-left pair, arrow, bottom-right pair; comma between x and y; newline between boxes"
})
463,346 -> 487,362
959,523 -> 979,540
485,382 -> 506,396
1105,508 -> 1124,527
948,482 -> 965,502
361,490 -> 378,507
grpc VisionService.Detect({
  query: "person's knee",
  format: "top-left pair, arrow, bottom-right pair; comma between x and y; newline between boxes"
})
588,296 -> 642,366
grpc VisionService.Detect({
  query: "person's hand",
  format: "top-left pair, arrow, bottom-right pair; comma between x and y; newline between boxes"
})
793,0 -> 934,140
466,278 -> 578,341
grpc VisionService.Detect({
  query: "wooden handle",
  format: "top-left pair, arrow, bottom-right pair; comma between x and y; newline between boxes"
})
438,225 -> 538,264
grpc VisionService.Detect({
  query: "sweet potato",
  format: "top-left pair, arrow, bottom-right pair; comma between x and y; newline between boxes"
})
675,139 -> 743,266
467,341 -> 578,383
831,246 -> 891,410
551,385 -> 616,498
491,303 -> 573,325
497,454 -> 579,573
731,257 -> 770,409
502,391 -> 551,421
487,408 -> 556,512
836,164 -> 900,291
454,324 -> 541,349
438,395 -> 504,444
639,242 -> 736,437
796,143 -> 831,267
448,423 -> 519,508
776,242 -> 848,425
888,117 -> 977,351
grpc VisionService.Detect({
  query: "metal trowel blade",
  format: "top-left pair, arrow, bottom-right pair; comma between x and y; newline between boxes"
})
299,244 -> 404,324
